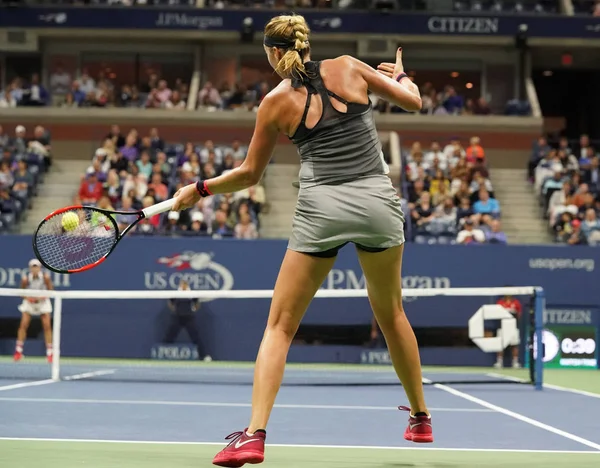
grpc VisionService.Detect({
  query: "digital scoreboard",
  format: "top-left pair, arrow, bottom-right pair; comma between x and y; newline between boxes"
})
534,326 -> 598,368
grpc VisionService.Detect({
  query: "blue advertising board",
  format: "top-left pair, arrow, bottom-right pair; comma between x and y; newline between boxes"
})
1,8 -> 600,39
0,235 -> 598,362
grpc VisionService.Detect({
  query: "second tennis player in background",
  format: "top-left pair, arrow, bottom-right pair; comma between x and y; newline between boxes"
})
173,13 -> 432,467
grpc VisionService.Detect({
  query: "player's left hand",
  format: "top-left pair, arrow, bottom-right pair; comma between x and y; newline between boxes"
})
172,183 -> 201,211
376,62 -> 395,79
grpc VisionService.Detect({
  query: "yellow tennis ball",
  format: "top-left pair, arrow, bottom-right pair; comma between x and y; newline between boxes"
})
61,212 -> 80,232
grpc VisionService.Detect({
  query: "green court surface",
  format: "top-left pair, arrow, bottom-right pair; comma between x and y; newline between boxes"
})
1,441 -> 600,468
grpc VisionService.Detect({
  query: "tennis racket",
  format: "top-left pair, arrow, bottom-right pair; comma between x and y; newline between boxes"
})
32,198 -> 176,274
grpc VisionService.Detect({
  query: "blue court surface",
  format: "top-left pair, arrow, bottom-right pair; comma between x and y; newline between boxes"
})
0,363 -> 599,467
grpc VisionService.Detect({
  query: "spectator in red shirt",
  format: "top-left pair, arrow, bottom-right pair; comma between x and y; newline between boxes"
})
77,171 -> 103,205
148,173 -> 168,201
494,294 -> 523,369
465,136 -> 485,164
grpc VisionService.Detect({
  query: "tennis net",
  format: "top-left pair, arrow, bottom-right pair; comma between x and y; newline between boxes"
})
0,286 -> 545,389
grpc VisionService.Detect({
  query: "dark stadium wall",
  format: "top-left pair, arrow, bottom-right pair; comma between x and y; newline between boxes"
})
0,236 -> 598,365
0,109 -> 541,154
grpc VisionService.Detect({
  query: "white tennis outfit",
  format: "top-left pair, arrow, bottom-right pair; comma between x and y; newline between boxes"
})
18,272 -> 52,316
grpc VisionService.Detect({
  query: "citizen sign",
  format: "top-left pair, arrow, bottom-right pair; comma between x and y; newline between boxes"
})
544,309 -> 593,325
427,17 -> 499,34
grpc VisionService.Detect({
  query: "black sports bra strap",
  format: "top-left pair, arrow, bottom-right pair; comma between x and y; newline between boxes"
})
326,90 -> 349,105
299,83 -> 317,128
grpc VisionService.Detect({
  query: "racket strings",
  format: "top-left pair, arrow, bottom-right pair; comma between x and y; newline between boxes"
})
34,208 -> 118,272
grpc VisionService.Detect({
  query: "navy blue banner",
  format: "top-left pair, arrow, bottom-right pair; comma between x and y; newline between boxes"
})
1,7 -> 600,39
0,236 -> 599,361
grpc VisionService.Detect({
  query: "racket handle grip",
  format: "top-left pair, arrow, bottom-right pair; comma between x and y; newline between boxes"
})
142,198 -> 176,218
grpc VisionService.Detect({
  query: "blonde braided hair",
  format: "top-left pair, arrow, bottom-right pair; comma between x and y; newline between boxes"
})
264,14 -> 311,83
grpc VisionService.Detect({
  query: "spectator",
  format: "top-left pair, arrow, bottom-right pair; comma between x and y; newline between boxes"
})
554,212 -> 575,243
68,81 -> 86,107
529,136 -> 551,181
581,208 -> 600,245
582,156 -> 599,192
10,125 -> 27,157
424,142 -> 447,169
104,170 -> 123,206
0,187 -> 18,213
107,125 -> 125,149
198,81 -> 222,108
78,70 -> 96,95
0,160 -> 14,189
567,219 -> 586,245
441,86 -> 464,114
548,182 -> 576,225
433,197 -> 457,231
136,151 -> 153,179
119,132 -> 139,163
155,80 -> 172,104
234,211 -> 259,239
49,64 -> 72,106
456,196 -> 473,222
456,219 -> 485,245
188,212 -> 207,236
473,97 -> 492,115
230,139 -> 246,161
156,152 -> 171,176
9,78 -> 24,104
0,88 -> 17,108
443,138 -> 465,160
0,125 -> 9,150
164,211 -> 183,235
473,189 -> 501,215
542,170 -> 565,198
149,128 -> 165,152
148,173 -> 168,201
558,149 -> 579,172
200,140 -> 223,166
77,171 -> 103,205
407,151 -> 430,182
211,210 -> 233,238
165,91 -> 186,110
465,136 -> 485,163
23,74 -> 48,107
572,184 -> 591,208
486,220 -> 508,244
12,160 -> 33,199
411,192 -> 435,231
115,197 -> 135,231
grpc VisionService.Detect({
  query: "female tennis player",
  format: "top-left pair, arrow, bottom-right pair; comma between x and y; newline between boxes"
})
173,14 -> 431,467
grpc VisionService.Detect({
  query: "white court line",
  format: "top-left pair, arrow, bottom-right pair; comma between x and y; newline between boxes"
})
487,373 -> 600,400
0,437 -> 599,454
428,378 -> 600,451
0,370 -> 116,393
0,396 -> 492,413
0,379 -> 55,393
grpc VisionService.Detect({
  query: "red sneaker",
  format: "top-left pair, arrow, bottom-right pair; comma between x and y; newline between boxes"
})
399,406 -> 433,443
13,351 -> 23,362
212,429 -> 265,467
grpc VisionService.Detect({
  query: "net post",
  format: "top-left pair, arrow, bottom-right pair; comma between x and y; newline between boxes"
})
51,296 -> 62,382
534,287 -> 545,391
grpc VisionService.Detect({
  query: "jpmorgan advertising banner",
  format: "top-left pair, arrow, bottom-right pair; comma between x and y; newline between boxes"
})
1,8 -> 600,39
0,235 -> 599,360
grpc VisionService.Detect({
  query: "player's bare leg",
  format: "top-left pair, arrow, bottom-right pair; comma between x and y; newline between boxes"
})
248,250 -> 335,432
213,250 -> 335,467
357,244 -> 433,443
40,313 -> 53,362
15,312 -> 32,361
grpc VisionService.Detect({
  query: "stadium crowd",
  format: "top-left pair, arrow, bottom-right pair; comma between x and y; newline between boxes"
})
402,136 -> 507,245
0,124 -> 50,232
74,125 -> 266,239
531,134 -> 600,246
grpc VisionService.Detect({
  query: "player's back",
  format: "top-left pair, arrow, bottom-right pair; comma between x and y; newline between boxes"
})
288,59 -> 386,188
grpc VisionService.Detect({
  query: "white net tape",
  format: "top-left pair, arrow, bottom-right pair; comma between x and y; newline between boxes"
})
0,286 -> 539,300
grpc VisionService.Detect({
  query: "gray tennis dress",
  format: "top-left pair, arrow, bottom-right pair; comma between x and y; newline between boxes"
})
287,61 -> 405,256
